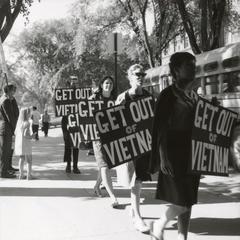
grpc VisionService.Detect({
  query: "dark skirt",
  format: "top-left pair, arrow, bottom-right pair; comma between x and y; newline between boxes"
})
156,130 -> 200,206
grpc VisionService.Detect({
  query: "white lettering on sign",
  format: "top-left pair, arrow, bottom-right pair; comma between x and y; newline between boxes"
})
75,88 -> 92,99
103,129 -> 151,166
194,99 -> 218,131
55,89 -> 74,101
192,140 -> 228,174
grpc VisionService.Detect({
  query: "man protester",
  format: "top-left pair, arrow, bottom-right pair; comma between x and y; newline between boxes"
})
31,106 -> 41,141
0,84 -> 19,178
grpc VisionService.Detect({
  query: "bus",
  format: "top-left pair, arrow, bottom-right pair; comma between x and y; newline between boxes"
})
145,42 -> 240,112
144,42 -> 240,170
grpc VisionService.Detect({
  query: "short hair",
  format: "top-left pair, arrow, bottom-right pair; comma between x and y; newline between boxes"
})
169,52 -> 196,79
127,64 -> 144,78
32,106 -> 37,110
3,84 -> 17,94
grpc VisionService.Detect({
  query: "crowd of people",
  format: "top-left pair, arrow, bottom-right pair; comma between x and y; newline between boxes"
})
0,51 -> 202,240
0,86 -> 51,179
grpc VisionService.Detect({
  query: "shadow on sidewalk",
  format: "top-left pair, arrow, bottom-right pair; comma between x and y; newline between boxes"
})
185,217 -> 240,236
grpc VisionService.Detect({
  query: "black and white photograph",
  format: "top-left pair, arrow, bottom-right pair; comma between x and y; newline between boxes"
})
0,0 -> 240,240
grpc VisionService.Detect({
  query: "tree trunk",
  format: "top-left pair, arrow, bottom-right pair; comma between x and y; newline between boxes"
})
176,0 -> 201,54
0,0 -> 23,43
210,0 -> 226,49
200,0 -> 209,51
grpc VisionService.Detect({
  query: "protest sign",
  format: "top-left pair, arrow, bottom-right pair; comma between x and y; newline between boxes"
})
55,87 -> 92,116
191,97 -> 238,176
68,99 -> 115,145
94,96 -> 155,168
54,87 -> 114,145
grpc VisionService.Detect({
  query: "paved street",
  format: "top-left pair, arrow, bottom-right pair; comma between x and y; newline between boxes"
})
0,127 -> 239,240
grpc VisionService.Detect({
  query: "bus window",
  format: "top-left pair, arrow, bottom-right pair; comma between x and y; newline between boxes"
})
203,61 -> 219,72
205,75 -> 219,94
222,71 -> 240,93
222,56 -> 240,69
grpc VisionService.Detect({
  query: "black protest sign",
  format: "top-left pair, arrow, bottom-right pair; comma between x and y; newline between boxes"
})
94,96 -> 155,169
191,97 -> 238,176
68,99 -> 115,146
54,87 -> 92,116
54,87 -> 115,145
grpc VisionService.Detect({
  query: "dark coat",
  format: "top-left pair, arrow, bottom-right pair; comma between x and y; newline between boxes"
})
0,95 -> 19,135
149,86 -> 176,174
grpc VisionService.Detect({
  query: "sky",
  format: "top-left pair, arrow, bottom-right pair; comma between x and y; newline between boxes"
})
11,0 -> 76,35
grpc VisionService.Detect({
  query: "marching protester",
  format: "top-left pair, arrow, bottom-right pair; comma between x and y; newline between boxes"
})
149,52 -> 201,240
115,64 -> 151,233
92,76 -> 119,208
31,106 -> 41,141
41,109 -> 50,137
0,83 -> 19,178
15,107 -> 34,180
61,115 -> 80,174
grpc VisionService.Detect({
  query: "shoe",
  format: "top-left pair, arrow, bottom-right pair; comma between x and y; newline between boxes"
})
1,172 -> 16,178
19,174 -> 25,180
150,221 -> 164,240
93,186 -> 103,197
134,219 -> 150,233
73,168 -> 81,174
8,167 -> 19,172
65,166 -> 71,173
27,175 -> 35,180
111,200 -> 120,209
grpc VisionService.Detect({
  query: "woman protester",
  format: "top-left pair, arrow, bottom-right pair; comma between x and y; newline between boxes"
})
149,52 -> 201,240
92,76 -> 119,208
115,64 -> 151,233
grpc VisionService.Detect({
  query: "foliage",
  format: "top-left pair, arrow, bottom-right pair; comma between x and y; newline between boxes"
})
0,0 -> 40,42
175,0 -> 240,53
9,19 -> 76,111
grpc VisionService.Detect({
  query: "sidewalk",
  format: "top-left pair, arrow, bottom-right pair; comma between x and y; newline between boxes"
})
0,128 -> 239,240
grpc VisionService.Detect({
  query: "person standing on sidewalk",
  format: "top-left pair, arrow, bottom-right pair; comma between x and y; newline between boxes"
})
41,109 -> 50,137
92,76 -> 119,208
149,52 -> 201,240
7,84 -> 19,173
31,106 -> 41,141
15,107 -> 34,180
0,83 -> 19,178
61,116 -> 80,174
115,64 -> 151,233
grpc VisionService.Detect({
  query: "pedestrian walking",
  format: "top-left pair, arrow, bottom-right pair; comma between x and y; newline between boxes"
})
149,52 -> 201,240
91,76 -> 119,208
115,64 -> 151,233
41,109 -> 50,137
15,107 -> 34,180
0,83 -> 19,178
31,106 -> 41,141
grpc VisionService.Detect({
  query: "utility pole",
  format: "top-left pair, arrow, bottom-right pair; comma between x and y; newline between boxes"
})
114,32 -> 118,94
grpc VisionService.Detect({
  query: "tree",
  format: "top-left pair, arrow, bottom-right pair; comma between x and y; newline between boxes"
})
0,0 -> 40,42
175,0 -> 240,53
9,19 -> 76,110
